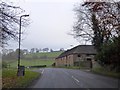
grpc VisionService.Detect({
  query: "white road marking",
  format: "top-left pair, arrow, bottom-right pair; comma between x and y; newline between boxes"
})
72,76 -> 80,83
41,69 -> 44,74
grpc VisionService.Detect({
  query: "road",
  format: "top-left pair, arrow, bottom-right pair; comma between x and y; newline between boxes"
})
31,68 -> 119,88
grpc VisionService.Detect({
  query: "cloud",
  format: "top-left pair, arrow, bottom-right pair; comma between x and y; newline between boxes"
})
25,0 -> 81,3
6,0 -> 81,50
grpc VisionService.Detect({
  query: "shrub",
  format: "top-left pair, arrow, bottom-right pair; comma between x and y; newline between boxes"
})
2,61 -> 7,68
96,37 -> 120,72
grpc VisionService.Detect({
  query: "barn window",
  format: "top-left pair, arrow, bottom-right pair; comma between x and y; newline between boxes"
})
86,54 -> 90,56
78,54 -> 81,57
87,58 -> 91,61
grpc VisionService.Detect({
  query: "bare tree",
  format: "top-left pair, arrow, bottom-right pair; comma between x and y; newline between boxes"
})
43,48 -> 49,52
72,1 -> 120,47
0,1 -> 29,47
30,48 -> 35,53
71,3 -> 93,44
83,1 -> 120,39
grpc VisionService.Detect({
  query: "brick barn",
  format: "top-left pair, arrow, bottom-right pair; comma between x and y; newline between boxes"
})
55,45 -> 97,68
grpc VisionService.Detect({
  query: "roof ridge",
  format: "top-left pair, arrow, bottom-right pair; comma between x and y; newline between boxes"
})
56,45 -> 96,59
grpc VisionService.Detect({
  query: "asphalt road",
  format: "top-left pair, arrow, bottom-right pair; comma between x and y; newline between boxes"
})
31,68 -> 119,88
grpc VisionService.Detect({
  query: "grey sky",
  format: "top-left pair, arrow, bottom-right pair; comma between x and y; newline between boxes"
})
7,0 -> 83,50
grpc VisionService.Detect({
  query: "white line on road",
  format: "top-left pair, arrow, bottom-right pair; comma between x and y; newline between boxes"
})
41,69 -> 44,74
72,76 -> 80,83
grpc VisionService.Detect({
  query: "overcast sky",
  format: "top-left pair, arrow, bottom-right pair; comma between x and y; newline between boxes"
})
7,0 -> 84,50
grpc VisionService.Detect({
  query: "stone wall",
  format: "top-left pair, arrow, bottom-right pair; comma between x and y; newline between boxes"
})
55,53 -> 96,68
55,54 -> 74,67
73,53 -> 95,68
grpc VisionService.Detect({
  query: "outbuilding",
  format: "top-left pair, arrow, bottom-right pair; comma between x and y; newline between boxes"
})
55,45 -> 97,68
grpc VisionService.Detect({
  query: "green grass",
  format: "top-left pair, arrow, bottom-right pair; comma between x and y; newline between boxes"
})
2,68 -> 40,88
25,51 -> 63,58
3,51 -> 61,68
2,51 -> 62,67
0,69 -> 1,79
91,67 -> 120,78
8,59 -> 54,68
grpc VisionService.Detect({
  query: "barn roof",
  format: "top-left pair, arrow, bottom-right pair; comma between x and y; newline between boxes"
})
56,45 -> 96,59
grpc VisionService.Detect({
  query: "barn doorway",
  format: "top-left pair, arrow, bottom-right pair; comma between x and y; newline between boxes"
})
87,58 -> 92,68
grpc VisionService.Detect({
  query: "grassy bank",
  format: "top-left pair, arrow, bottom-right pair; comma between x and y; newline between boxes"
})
2,69 -> 40,88
91,67 -> 120,78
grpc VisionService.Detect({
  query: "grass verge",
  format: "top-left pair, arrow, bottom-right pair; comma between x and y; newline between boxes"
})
55,66 -> 120,79
2,68 -> 40,88
91,67 -> 120,79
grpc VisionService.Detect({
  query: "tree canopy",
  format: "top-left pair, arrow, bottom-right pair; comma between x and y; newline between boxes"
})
72,1 -> 120,71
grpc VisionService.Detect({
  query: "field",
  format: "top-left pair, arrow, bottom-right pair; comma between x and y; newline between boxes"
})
3,51 -> 63,68
8,59 -> 54,68
25,51 -> 63,59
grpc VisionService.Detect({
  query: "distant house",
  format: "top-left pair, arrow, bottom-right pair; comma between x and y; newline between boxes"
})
55,45 -> 97,68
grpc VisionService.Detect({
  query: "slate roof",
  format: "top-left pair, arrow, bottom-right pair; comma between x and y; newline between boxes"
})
56,45 -> 96,59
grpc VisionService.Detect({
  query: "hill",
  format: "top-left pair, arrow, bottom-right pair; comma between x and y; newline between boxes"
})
25,51 -> 63,60
3,51 -> 63,68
